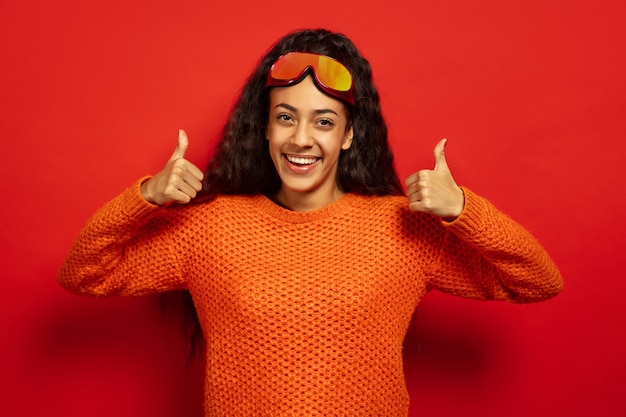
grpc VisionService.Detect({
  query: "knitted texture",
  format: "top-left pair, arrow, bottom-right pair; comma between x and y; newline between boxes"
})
59,181 -> 563,417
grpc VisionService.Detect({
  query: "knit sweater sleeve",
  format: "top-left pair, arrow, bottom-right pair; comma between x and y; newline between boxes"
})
58,178 -> 190,297
426,187 -> 563,302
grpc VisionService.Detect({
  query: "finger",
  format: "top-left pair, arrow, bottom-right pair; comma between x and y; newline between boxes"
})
184,160 -> 205,182
408,201 -> 423,212
168,161 -> 204,192
405,178 -> 422,199
405,181 -> 424,200
404,172 -> 419,188
405,170 -> 429,192
168,129 -> 189,163
168,189 -> 195,204
433,138 -> 449,172
176,180 -> 200,200
172,158 -> 204,183
163,176 -> 199,204
404,170 -> 428,192
408,200 -> 429,213
182,169 -> 204,192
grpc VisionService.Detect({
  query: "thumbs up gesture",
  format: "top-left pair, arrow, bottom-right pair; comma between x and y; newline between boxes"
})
140,129 -> 204,205
404,139 -> 464,219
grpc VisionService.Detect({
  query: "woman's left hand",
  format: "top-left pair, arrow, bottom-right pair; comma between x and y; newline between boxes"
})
404,138 -> 465,220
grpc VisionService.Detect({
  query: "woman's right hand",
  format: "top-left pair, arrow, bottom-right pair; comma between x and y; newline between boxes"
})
140,129 -> 204,205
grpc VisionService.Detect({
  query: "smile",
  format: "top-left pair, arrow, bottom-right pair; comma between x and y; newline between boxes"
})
285,155 -> 320,166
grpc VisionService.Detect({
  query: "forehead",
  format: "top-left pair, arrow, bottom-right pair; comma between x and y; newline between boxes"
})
269,75 -> 348,115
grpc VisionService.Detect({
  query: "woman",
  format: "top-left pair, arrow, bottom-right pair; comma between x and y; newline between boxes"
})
58,28 -> 563,416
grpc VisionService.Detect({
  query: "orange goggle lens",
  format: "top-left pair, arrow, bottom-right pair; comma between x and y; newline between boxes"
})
266,52 -> 355,105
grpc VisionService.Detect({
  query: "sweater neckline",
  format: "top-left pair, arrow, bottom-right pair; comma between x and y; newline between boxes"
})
250,193 -> 358,223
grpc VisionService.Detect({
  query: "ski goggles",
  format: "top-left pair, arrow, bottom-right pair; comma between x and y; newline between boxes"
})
266,52 -> 355,105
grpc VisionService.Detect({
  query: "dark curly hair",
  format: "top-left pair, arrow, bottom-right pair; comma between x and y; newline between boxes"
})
197,28 -> 403,200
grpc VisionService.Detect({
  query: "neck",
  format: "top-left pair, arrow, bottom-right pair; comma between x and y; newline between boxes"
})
274,187 -> 346,212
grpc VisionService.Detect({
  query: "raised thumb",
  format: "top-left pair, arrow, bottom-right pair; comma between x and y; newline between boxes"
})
433,138 -> 450,172
168,129 -> 189,163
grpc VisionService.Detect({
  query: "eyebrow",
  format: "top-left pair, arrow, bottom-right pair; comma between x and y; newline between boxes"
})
274,103 -> 339,116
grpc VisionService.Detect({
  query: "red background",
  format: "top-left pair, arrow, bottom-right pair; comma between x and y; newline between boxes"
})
1,0 -> 625,416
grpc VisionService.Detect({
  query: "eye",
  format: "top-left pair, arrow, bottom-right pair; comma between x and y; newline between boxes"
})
317,118 -> 335,127
277,113 -> 294,123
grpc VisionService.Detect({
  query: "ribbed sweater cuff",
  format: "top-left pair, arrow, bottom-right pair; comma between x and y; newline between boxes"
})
441,187 -> 489,239
109,176 -> 160,221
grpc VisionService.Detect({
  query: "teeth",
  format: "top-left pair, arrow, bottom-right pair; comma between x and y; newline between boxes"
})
287,155 -> 318,165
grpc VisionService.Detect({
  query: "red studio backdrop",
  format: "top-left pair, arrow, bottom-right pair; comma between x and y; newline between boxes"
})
1,1 -> 625,416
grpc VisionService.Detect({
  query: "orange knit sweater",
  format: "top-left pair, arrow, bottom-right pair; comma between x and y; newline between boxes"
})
58,180 -> 562,417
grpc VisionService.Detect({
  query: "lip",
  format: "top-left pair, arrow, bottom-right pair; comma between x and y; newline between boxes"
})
282,153 -> 320,174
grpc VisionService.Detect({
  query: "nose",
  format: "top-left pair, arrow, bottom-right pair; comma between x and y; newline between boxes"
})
290,123 -> 314,147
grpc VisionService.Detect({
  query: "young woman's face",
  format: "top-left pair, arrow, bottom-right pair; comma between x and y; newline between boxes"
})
267,75 -> 353,211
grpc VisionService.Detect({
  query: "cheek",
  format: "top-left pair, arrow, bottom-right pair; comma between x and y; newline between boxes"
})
266,120 -> 283,143
266,134 -> 282,165
266,122 -> 291,152
265,122 -> 272,141
265,119 -> 276,140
